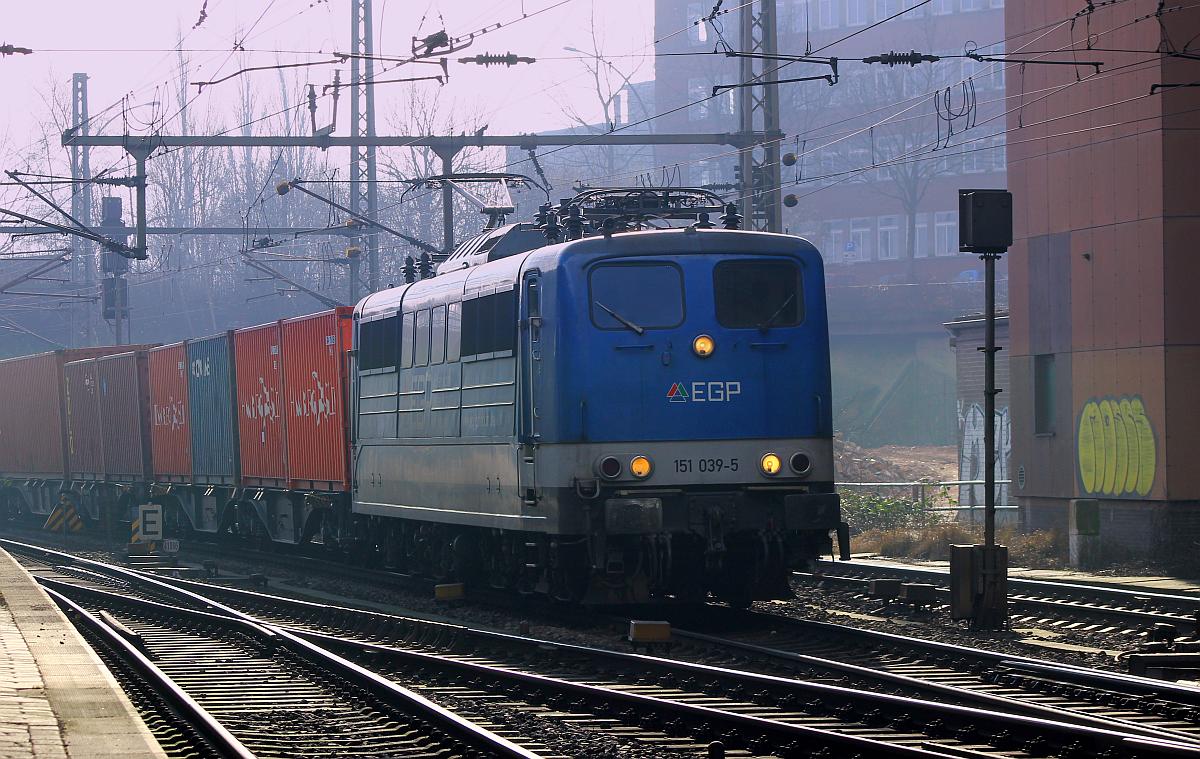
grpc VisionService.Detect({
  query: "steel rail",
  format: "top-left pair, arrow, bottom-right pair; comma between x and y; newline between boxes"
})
11,538 -> 1200,758
800,569 -> 1198,629
43,576 -> 937,758
814,559 -> 1200,607
44,586 -> 256,759
39,576 -> 539,759
160,572 -> 1200,742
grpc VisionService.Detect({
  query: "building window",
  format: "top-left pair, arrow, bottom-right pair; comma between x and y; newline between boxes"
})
821,220 -> 845,262
877,216 -> 900,260
935,211 -> 958,256
846,0 -> 870,26
914,213 -> 930,258
990,0 -> 1005,7
848,217 -> 872,261
960,0 -> 985,9
687,3 -> 709,43
688,78 -> 708,121
790,0 -> 811,33
819,144 -> 840,182
992,134 -> 1007,171
1034,354 -> 1055,434
848,147 -> 869,181
988,44 -> 1006,90
875,0 -> 900,18
903,0 -> 927,16
932,0 -> 954,14
962,141 -> 985,173
819,0 -> 839,28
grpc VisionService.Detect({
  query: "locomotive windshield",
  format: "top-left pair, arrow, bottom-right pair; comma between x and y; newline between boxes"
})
714,260 -> 804,329
589,263 -> 684,331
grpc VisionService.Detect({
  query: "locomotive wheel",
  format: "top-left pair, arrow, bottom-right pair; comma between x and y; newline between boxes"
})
548,538 -> 590,603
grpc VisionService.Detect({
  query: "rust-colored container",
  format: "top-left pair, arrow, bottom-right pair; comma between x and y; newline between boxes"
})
96,351 -> 153,481
148,343 -> 191,482
281,308 -> 353,491
0,352 -> 69,478
0,347 -> 152,480
64,360 -> 103,480
234,321 -> 287,487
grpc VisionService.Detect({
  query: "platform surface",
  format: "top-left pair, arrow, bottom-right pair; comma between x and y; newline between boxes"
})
0,548 -> 166,759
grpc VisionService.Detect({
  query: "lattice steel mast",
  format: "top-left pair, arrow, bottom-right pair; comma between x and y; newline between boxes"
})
737,0 -> 783,233
350,0 -> 380,292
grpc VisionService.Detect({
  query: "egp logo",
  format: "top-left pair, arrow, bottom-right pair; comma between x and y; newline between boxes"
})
1077,395 -> 1155,497
667,380 -> 741,403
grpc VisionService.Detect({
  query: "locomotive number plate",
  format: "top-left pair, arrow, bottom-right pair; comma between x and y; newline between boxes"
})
674,457 -> 739,474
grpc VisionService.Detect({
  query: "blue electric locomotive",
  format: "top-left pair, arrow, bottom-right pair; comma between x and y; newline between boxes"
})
351,189 -> 847,603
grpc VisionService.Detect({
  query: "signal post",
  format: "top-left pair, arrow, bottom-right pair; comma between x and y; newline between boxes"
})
950,189 -> 1012,631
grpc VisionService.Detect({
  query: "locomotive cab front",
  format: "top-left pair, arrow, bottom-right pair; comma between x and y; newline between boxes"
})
536,228 -> 846,603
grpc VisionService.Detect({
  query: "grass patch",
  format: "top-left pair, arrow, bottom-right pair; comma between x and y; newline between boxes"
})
841,490 -> 1065,568
853,524 -> 1066,568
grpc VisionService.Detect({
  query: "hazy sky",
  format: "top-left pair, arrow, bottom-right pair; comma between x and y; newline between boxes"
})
0,0 -> 656,166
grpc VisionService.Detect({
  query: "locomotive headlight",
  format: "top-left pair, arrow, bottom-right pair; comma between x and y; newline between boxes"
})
692,334 -> 715,358
790,452 -> 813,476
629,455 -> 653,479
598,456 -> 622,479
759,453 -> 783,476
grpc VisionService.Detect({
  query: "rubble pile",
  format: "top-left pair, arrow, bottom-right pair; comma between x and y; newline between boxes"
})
834,437 -> 949,483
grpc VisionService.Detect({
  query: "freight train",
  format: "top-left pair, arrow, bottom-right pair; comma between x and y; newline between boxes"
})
0,188 -> 847,604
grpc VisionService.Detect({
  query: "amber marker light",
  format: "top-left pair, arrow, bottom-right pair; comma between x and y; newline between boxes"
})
759,453 -> 783,476
692,334 -> 715,358
630,455 -> 653,479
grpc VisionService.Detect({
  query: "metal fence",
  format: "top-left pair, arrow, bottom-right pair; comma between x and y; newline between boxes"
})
836,479 -> 1017,524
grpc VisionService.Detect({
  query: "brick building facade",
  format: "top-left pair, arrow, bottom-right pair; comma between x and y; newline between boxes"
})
1006,1 -> 1200,557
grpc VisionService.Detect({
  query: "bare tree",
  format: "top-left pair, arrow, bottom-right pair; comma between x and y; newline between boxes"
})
555,1 -> 652,183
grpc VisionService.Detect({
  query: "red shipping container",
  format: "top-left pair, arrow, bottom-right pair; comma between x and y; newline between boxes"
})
96,351 -> 153,481
234,321 -> 287,487
64,360 -> 103,480
281,308 -> 353,491
0,352 -> 69,479
0,347 -> 153,480
148,343 -> 191,481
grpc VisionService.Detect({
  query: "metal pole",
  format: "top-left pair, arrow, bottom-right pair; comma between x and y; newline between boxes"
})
983,251 -> 997,548
350,0 -> 380,292
349,253 -> 360,303
439,150 -> 456,255
759,0 -> 783,234
70,73 -> 93,346
737,2 -> 755,227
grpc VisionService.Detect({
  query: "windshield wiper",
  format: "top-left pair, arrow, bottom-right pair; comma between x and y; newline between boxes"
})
757,293 -> 795,332
594,300 -> 645,335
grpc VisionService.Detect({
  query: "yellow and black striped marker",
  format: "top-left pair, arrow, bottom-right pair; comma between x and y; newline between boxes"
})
44,498 -> 83,533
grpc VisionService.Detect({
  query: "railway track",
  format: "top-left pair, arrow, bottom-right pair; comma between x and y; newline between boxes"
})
9,539 -> 1200,758
804,560 -> 1200,636
41,583 -> 538,757
666,604 -> 1200,742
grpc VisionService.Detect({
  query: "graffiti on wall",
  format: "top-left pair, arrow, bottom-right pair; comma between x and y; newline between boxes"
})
1077,396 -> 1155,497
958,401 -> 1011,506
